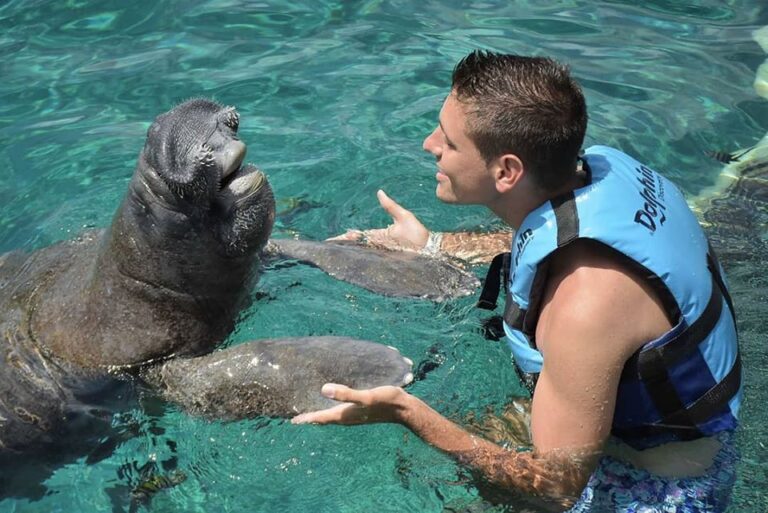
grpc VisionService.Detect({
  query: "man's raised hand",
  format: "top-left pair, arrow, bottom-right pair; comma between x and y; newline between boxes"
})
328,190 -> 430,252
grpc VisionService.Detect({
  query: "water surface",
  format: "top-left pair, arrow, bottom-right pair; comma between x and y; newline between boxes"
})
1,1 -> 767,511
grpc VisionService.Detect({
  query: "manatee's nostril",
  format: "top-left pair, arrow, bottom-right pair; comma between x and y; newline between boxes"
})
223,107 -> 239,131
228,110 -> 239,131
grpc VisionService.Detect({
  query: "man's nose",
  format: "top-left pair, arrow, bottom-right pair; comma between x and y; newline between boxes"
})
422,127 -> 440,156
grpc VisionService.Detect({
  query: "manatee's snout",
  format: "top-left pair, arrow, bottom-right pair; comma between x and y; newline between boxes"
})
140,98 -> 276,256
216,139 -> 267,207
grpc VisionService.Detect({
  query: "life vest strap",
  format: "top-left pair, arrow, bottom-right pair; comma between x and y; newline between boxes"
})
503,295 -> 527,331
707,243 -> 737,329
669,352 -> 741,426
477,252 -> 510,310
550,191 -> 579,246
631,274 -> 724,372
613,353 -> 741,441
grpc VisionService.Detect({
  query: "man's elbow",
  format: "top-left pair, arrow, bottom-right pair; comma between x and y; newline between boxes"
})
529,448 -> 600,509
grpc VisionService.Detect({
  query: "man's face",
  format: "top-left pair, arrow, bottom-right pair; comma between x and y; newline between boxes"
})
422,92 -> 497,205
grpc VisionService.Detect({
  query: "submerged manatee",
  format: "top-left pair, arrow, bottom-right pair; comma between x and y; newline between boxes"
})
694,27 -> 768,268
0,99 -> 411,460
697,136 -> 768,265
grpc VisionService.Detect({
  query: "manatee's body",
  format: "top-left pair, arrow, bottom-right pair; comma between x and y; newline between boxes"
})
266,238 -> 480,301
0,233 -> 111,455
0,99 -> 413,462
0,99 -> 276,457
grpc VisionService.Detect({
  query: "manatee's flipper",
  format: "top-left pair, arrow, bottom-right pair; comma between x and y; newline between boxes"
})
143,337 -> 413,419
264,239 -> 480,301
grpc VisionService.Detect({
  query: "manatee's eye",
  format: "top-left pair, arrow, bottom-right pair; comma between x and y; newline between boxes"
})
223,108 -> 239,132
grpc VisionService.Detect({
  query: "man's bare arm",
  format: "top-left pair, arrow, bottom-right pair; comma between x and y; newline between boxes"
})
440,231 -> 512,264
293,384 -> 598,507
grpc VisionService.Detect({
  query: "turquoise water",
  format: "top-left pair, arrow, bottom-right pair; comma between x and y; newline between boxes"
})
1,0 -> 767,511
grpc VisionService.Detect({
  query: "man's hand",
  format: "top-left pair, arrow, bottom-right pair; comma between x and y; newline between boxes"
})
329,190 -> 430,252
291,384 -> 409,425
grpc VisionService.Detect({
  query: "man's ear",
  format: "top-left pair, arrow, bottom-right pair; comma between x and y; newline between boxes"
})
494,153 -> 525,193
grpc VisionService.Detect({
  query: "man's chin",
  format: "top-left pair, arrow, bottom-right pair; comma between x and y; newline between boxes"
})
435,185 -> 457,204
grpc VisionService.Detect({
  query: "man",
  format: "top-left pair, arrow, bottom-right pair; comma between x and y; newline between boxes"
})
292,51 -> 742,512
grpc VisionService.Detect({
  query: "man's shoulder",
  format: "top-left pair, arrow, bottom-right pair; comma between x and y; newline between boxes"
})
548,239 -> 628,277
539,239 -> 673,356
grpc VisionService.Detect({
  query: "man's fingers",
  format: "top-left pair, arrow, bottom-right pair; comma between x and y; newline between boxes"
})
326,229 -> 364,242
377,189 -> 411,222
363,229 -> 397,248
321,383 -> 369,404
291,403 -> 356,425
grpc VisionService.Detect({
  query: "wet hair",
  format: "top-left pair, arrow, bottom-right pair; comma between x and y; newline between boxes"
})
451,50 -> 587,191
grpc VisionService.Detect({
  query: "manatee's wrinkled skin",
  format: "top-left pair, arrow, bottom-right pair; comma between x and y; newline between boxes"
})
265,238 -> 480,301
143,337 -> 414,419
0,99 -> 276,457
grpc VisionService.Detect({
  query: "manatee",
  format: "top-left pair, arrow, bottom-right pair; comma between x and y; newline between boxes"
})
0,98 -> 412,462
266,238 -> 480,301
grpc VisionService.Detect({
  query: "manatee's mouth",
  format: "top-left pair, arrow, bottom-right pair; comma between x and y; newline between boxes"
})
140,99 -> 275,256
218,143 -> 266,203
220,163 -> 266,202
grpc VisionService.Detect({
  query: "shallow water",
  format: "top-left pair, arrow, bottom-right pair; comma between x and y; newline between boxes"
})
0,0 -> 767,511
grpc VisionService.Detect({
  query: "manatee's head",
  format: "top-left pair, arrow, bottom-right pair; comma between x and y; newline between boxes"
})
138,98 -> 275,257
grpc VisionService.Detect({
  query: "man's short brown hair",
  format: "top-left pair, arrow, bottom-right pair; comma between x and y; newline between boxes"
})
451,51 -> 588,191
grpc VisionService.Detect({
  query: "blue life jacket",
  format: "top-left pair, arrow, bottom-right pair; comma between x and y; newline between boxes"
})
478,146 -> 742,449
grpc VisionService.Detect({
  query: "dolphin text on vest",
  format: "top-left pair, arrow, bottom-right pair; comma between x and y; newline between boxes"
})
634,165 -> 667,233
514,228 -> 534,268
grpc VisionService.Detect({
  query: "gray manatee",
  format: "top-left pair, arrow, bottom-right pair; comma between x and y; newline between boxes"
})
0,99 -> 412,459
